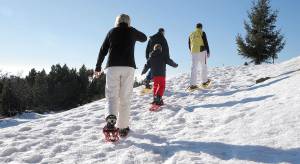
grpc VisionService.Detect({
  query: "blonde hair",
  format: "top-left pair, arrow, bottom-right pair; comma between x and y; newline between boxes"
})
154,44 -> 162,51
115,14 -> 131,27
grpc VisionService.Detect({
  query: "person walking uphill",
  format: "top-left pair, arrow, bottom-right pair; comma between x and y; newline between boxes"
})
188,23 -> 211,90
94,14 -> 147,141
142,44 -> 178,105
143,28 -> 171,89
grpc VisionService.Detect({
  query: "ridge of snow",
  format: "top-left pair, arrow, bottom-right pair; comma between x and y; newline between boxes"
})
0,57 -> 300,164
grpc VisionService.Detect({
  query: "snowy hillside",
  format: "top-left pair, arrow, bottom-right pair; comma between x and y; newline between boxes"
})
1,57 -> 300,164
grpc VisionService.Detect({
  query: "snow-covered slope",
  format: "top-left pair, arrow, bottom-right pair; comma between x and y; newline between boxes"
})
1,57 -> 300,164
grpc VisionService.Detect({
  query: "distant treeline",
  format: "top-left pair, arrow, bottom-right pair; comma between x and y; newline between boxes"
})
0,64 -> 142,117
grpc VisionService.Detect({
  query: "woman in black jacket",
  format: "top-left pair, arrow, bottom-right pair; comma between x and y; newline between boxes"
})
95,14 -> 147,140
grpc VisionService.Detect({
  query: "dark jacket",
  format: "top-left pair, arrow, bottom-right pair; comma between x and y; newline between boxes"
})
146,32 -> 170,60
142,49 -> 178,77
95,23 -> 147,71
188,31 -> 210,54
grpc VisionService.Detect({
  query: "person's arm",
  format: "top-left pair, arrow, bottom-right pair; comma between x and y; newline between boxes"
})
132,27 -> 147,42
188,37 -> 191,51
95,31 -> 110,72
162,37 -> 170,59
202,32 -> 210,56
145,38 -> 152,59
141,59 -> 151,74
164,54 -> 178,68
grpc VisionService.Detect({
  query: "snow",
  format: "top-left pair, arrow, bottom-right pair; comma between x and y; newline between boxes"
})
1,57 -> 300,164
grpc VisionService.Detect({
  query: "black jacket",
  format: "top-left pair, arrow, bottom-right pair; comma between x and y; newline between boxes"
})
142,49 -> 178,77
188,31 -> 210,54
146,32 -> 170,60
95,23 -> 147,71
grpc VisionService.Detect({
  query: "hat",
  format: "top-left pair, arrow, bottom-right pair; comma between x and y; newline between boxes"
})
196,23 -> 202,29
115,14 -> 131,27
158,28 -> 165,33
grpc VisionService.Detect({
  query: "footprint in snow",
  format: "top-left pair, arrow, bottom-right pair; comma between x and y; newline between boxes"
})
23,154 -> 43,163
19,126 -> 32,132
224,113 -> 246,124
19,142 -> 40,152
42,129 -> 55,135
15,135 -> 28,140
0,147 -> 18,157
50,144 -> 70,157
47,121 -> 62,127
83,125 -> 93,129
61,125 -> 81,135
72,113 -> 86,118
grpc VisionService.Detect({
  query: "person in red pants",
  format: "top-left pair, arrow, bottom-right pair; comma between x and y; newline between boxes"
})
141,44 -> 178,105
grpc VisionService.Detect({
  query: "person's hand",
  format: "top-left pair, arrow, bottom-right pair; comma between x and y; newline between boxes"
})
94,71 -> 102,79
174,64 -> 178,68
207,53 -> 210,58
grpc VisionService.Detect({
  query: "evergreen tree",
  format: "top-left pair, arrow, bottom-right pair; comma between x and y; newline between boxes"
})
78,65 -> 89,105
26,68 -> 37,87
236,0 -> 285,64
87,73 -> 106,102
32,70 -> 49,113
48,64 -> 81,110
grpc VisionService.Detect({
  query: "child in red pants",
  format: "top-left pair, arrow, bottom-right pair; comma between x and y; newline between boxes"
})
141,44 -> 178,105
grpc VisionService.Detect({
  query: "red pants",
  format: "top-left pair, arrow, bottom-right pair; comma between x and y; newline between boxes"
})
153,76 -> 166,97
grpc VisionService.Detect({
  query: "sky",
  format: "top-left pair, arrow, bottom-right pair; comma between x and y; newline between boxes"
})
0,0 -> 299,78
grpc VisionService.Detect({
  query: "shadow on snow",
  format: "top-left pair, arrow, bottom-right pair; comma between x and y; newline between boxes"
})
126,133 -> 300,164
185,95 -> 274,112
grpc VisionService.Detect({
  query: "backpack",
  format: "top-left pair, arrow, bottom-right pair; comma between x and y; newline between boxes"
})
189,29 -> 204,53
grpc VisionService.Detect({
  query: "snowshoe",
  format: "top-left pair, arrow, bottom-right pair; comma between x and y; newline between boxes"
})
140,87 -> 152,95
150,96 -> 163,111
103,115 -> 119,142
201,79 -> 212,89
187,85 -> 200,92
149,104 -> 162,111
119,127 -> 130,137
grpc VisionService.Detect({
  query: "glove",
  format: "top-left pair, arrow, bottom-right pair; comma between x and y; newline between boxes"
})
141,68 -> 147,75
174,63 -> 178,68
94,71 -> 102,79
95,66 -> 101,72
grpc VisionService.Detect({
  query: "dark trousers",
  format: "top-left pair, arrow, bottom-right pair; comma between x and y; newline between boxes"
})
146,70 -> 153,81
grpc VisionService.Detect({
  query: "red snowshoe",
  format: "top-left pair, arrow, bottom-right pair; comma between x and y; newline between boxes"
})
103,115 -> 119,142
103,126 -> 119,142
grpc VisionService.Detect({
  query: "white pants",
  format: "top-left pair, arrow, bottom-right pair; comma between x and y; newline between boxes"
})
190,51 -> 208,86
105,67 -> 135,129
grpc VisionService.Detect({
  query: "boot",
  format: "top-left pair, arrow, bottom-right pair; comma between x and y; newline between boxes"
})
105,115 -> 117,129
188,85 -> 199,90
145,79 -> 152,89
119,127 -> 130,137
103,115 -> 119,142
151,95 -> 157,104
155,95 -> 164,106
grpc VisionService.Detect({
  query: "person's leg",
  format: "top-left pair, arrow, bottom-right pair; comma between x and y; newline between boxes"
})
156,76 -> 165,105
145,70 -> 152,89
199,51 -> 208,83
117,67 -> 135,129
152,76 -> 160,103
105,67 -> 121,119
190,53 -> 201,86
146,70 -> 152,81
157,76 -> 166,97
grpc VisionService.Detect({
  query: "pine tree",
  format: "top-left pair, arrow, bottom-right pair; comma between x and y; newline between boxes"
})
32,70 -> 49,113
236,0 -> 285,64
78,65 -> 89,105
